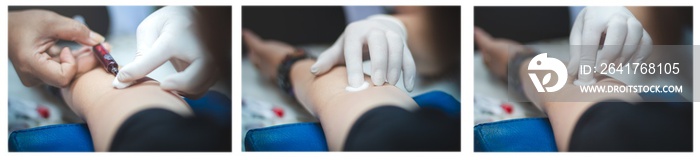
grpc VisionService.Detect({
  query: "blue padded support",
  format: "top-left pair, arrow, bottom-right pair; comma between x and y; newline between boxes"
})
244,91 -> 461,151
9,91 -> 231,152
244,122 -> 328,151
9,124 -> 94,152
185,91 -> 232,128
474,118 -> 558,152
412,91 -> 460,118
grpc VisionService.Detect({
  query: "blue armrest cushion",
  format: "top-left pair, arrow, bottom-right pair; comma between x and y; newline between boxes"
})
245,122 -> 328,151
9,123 -> 94,152
413,91 -> 460,118
474,118 -> 558,152
244,91 -> 461,151
185,91 -> 232,127
9,91 -> 231,152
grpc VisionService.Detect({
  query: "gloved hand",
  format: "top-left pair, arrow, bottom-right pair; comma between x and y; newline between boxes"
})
8,10 -> 105,87
569,6 -> 652,85
311,14 -> 416,91
114,6 -> 217,98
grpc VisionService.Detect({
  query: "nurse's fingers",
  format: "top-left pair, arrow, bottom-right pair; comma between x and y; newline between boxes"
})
312,34 -> 344,76
367,30 -> 389,86
344,29 -> 366,88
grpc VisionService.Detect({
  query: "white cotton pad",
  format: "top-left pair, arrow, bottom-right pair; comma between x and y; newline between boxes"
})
341,61 -> 373,92
342,61 -> 374,92
345,81 -> 370,92
112,78 -> 135,89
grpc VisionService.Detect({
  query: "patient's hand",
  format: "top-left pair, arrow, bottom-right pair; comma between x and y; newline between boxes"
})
474,27 -> 531,81
45,43 -> 111,81
242,29 -> 296,80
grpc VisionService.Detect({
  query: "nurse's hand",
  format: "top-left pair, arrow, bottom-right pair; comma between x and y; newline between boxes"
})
568,6 -> 652,85
114,6 -> 217,99
311,15 -> 416,92
9,10 -> 105,87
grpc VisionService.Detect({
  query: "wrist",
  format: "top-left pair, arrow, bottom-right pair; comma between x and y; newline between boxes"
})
276,49 -> 310,98
507,51 -> 537,98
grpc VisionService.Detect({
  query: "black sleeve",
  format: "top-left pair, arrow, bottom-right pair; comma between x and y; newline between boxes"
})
569,101 -> 692,152
343,106 -> 460,151
109,108 -> 231,151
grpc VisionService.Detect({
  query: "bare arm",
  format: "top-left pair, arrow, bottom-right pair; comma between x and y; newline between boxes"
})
518,58 -> 641,151
291,59 -> 418,151
59,46 -> 192,151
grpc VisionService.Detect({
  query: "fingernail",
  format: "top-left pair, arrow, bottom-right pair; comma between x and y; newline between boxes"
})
574,74 -> 596,86
372,70 -> 384,86
388,69 -> 399,85
573,78 -> 595,86
406,75 -> 414,92
160,80 -> 176,90
116,72 -> 128,81
112,78 -> 134,89
310,65 -> 319,75
90,31 -> 105,44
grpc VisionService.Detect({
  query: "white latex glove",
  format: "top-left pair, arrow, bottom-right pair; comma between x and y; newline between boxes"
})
311,14 -> 416,92
113,6 -> 216,98
568,6 -> 653,85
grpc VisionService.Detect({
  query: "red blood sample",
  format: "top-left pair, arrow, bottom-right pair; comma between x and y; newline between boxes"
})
92,44 -> 119,75
36,105 -> 50,119
500,103 -> 513,114
272,107 -> 284,118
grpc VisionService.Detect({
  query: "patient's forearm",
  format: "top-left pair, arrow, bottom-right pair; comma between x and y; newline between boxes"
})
61,69 -> 192,151
289,59 -> 418,151
517,58 -> 641,109
518,58 -> 641,151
